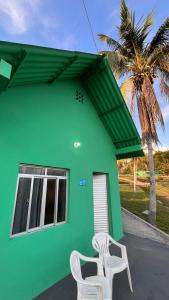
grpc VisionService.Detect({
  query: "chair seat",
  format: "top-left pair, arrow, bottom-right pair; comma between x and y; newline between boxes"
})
85,275 -> 111,300
105,256 -> 127,273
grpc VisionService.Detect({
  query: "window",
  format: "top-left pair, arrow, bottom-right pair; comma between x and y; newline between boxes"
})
12,164 -> 68,236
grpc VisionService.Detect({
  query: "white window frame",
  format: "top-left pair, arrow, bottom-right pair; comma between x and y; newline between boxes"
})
11,165 -> 68,238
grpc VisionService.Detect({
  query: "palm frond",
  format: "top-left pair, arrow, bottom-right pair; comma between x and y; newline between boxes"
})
141,13 -> 153,35
117,0 -> 141,54
120,78 -> 134,97
118,0 -> 152,55
147,44 -> 169,66
142,77 -> 164,128
137,93 -> 159,144
137,77 -> 164,144
119,0 -> 131,35
157,58 -> 169,82
139,13 -> 153,43
120,78 -> 136,115
147,17 -> 169,55
130,86 -> 136,116
160,79 -> 169,102
98,34 -> 131,58
98,50 -> 130,79
97,34 -> 120,49
159,70 -> 169,82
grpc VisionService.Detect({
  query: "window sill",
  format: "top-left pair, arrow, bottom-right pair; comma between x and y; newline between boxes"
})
10,221 -> 67,239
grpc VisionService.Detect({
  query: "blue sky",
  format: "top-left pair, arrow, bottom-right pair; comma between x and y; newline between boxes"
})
0,0 -> 168,150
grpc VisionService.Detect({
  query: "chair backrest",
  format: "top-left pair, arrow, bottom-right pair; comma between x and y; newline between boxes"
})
92,232 -> 111,258
70,250 -> 83,282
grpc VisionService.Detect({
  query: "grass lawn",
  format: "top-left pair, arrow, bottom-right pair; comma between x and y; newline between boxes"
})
120,178 -> 169,235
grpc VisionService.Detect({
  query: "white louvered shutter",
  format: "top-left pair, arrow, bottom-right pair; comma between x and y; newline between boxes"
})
93,174 -> 109,233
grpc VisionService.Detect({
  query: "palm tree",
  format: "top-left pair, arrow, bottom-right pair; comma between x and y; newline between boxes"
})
98,0 -> 169,225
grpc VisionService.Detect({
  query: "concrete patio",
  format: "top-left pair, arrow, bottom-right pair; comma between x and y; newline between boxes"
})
35,233 -> 169,300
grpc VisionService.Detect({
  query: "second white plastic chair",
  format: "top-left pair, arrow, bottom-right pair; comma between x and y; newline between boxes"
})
70,250 -> 111,300
92,232 -> 133,296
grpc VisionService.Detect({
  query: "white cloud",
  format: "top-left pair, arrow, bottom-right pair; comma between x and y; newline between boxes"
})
162,105 -> 169,122
0,0 -> 59,35
0,0 -> 78,50
0,0 -> 40,34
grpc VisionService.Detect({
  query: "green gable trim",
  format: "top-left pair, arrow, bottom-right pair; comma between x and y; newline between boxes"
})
0,59 -> 12,92
0,59 -> 12,79
83,57 -> 141,153
0,41 -> 143,157
116,144 -> 144,159
116,150 -> 144,159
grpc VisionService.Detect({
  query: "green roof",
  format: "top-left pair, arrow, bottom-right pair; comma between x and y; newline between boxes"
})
0,41 -> 143,159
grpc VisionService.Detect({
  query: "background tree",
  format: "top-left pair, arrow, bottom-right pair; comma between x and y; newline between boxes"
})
118,151 -> 169,176
98,0 -> 169,225
155,151 -> 169,175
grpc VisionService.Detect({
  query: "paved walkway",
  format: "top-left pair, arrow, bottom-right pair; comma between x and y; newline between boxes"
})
123,208 -> 169,245
35,233 -> 169,300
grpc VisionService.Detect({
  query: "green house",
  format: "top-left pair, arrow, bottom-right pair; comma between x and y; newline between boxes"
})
0,41 -> 143,300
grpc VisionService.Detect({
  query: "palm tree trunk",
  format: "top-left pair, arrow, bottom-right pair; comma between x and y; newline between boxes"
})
133,158 -> 137,192
147,140 -> 156,225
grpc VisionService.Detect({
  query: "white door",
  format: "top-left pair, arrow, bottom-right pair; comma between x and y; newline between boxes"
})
93,174 -> 109,233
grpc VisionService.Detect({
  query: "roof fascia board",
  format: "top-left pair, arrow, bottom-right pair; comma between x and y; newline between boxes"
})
114,136 -> 139,145
116,150 -> 144,159
115,144 -> 142,155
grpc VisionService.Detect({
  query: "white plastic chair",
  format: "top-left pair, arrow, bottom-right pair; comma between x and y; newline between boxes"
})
92,232 -> 133,296
70,250 -> 111,300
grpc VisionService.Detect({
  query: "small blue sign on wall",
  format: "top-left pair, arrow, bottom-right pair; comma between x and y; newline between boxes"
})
80,179 -> 86,186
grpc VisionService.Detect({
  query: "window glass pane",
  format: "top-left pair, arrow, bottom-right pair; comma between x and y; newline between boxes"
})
44,179 -> 56,225
29,178 -> 43,229
19,165 -> 45,175
47,168 -> 66,176
12,178 -> 31,235
57,179 -> 66,223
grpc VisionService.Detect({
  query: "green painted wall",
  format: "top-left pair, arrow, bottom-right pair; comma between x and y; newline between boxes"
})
0,79 -> 123,300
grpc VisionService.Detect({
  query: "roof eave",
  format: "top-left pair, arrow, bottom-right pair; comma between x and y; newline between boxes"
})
0,41 -> 144,157
116,145 -> 144,159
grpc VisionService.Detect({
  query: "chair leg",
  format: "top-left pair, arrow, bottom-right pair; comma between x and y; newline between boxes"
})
126,266 -> 133,293
106,268 -> 114,300
111,275 -> 114,300
77,289 -> 82,300
77,294 -> 82,300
